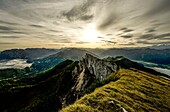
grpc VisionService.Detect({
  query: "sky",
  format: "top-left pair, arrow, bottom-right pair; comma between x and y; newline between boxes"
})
0,0 -> 170,50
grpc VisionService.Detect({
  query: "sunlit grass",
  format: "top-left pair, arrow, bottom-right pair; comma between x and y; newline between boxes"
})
61,69 -> 170,112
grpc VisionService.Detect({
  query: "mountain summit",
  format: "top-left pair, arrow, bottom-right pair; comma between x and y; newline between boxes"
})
0,54 -> 169,112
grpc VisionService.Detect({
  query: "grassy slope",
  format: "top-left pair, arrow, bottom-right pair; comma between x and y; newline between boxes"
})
0,60 -> 78,112
62,69 -> 170,112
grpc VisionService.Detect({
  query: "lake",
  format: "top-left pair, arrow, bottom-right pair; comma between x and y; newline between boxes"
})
148,67 -> 170,76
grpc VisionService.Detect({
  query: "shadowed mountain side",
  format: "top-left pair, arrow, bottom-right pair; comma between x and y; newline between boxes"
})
0,60 -> 74,112
0,54 -> 169,112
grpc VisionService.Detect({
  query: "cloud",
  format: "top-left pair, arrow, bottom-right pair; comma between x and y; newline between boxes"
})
0,42 -> 16,44
80,15 -> 94,21
0,31 -> 26,34
139,34 -> 155,39
97,14 -> 117,30
155,33 -> 170,39
137,40 -> 154,45
29,24 -> 44,28
123,29 -> 134,33
52,38 -> 72,44
118,42 -> 136,46
137,40 -> 170,45
139,33 -> 170,40
48,30 -> 63,33
97,36 -> 104,39
120,28 -> 128,31
75,41 -> 89,44
0,20 -> 19,25
0,26 -> 26,34
0,0 -> 170,50
121,35 -> 133,38
146,0 -> 170,16
106,34 -> 112,36
96,0 -> 170,36
102,40 -> 116,44
147,29 -> 156,33
0,26 -> 13,31
62,0 -> 95,21
0,36 -> 20,38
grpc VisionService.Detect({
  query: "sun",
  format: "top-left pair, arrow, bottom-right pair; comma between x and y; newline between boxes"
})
81,24 -> 101,43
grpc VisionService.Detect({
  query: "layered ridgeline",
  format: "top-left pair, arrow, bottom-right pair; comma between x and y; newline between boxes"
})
0,48 -> 57,61
31,48 -> 97,72
0,54 -> 169,112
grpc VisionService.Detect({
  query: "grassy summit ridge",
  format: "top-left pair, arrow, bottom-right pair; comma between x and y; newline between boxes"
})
61,69 -> 170,112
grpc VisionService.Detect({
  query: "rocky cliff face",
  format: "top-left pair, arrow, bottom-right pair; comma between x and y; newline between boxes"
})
64,53 -> 161,107
1,52 -> 168,112
70,54 -> 119,92
1,53 -> 166,112
58,54 -> 115,106
62,54 -> 121,106
81,54 -> 118,80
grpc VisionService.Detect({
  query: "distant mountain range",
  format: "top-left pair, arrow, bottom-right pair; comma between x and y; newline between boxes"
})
0,54 -> 169,112
1,48 -> 170,72
30,48 -> 97,72
1,48 -> 170,64
99,48 -> 170,65
0,48 -> 58,61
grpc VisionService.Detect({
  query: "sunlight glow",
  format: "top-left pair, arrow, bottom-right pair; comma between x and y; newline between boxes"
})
81,24 -> 101,43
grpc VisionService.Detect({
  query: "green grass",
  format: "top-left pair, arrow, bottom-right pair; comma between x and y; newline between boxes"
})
82,71 -> 120,95
61,104 -> 96,112
61,69 -> 170,112
0,60 -> 76,112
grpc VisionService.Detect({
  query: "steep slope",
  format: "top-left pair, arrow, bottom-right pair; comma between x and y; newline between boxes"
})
62,69 -> 170,112
0,54 -> 169,112
58,53 -> 169,108
0,68 -> 26,79
0,60 -> 74,112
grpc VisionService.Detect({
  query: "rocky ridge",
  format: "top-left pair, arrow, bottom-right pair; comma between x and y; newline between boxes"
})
1,53 -> 168,112
62,53 -> 142,107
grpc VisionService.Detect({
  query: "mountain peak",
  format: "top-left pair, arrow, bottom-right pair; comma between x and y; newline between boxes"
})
1,53 -> 169,112
80,54 -> 118,81
84,53 -> 98,59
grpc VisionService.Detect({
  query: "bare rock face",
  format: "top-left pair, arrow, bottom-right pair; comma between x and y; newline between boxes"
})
80,53 -> 118,81
62,53 -> 161,108
71,54 -> 119,94
64,53 -> 129,106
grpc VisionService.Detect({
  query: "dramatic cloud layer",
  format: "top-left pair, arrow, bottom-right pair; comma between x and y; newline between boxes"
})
0,0 -> 170,50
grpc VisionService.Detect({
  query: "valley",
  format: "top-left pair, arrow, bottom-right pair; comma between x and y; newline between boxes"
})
0,59 -> 32,70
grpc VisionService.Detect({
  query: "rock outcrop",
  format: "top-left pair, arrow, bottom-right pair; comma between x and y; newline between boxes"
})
0,54 -> 157,112
81,54 -> 118,80
1,53 -> 167,112
62,54 -> 121,106
56,54 -> 170,108
70,54 -> 119,93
